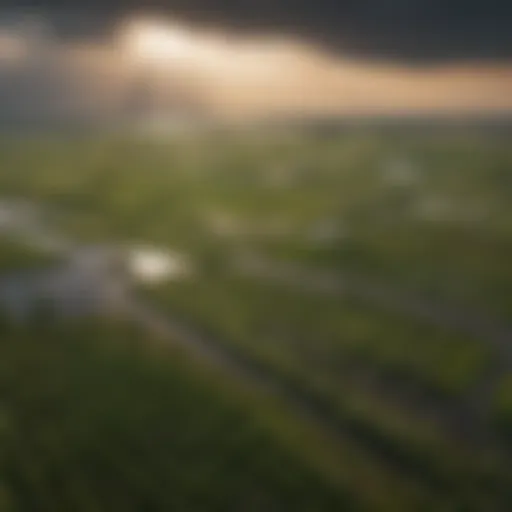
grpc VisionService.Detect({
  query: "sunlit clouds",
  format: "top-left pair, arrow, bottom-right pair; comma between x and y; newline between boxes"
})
0,15 -> 512,125
115,18 -> 512,120
0,31 -> 27,62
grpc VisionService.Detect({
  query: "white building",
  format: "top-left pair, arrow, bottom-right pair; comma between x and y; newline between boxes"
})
127,246 -> 191,284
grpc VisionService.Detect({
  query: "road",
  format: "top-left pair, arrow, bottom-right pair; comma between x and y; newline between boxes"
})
0,206 -> 510,474
234,255 -> 512,363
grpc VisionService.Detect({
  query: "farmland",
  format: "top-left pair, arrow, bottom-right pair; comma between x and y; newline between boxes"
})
0,127 -> 511,510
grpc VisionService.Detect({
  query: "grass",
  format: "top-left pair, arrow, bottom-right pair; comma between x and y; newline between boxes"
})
0,130 -> 511,509
493,375 -> 512,438
0,241 -> 57,273
0,319 -> 351,512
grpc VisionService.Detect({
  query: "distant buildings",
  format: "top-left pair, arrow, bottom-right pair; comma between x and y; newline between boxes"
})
126,246 -> 192,284
382,157 -> 422,187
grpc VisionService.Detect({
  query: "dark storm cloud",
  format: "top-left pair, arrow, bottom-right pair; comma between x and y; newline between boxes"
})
2,0 -> 512,61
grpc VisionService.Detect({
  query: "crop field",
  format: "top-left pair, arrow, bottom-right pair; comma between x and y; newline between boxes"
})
0,128 -> 511,510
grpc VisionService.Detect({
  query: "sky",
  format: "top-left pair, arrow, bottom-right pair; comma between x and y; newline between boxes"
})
0,1 -> 511,125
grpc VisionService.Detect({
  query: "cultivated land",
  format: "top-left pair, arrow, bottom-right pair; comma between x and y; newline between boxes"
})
0,129 -> 511,510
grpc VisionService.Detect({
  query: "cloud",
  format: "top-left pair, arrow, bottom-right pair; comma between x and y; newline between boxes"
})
0,16 -> 511,128
1,1 -> 512,62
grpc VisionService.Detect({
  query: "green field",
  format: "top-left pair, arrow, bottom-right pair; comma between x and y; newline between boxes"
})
0,130 -> 511,510
0,319 -> 350,512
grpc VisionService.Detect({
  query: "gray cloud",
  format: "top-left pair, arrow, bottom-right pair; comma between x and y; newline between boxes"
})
1,9 -> 512,129
1,1 -> 512,62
